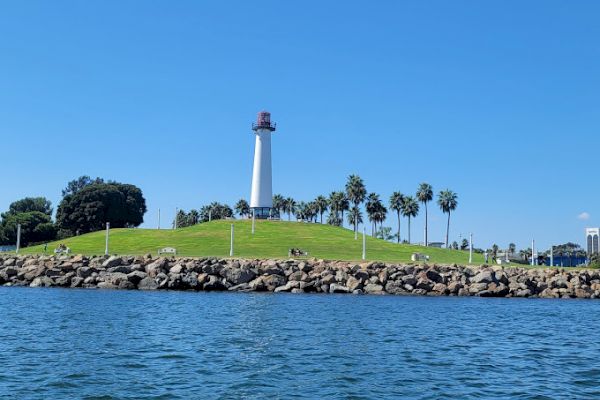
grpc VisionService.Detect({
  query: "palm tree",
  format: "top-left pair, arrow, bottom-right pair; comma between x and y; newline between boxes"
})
314,195 -> 328,223
401,196 -> 419,244
294,201 -> 307,221
375,202 -> 387,232
328,191 -> 347,226
234,199 -> 250,218
389,191 -> 405,243
416,183 -> 433,247
284,197 -> 296,221
188,209 -> 200,225
365,193 -> 381,236
272,194 -> 285,219
437,189 -> 458,248
347,206 -> 363,230
345,175 -> 367,239
508,243 -> 516,255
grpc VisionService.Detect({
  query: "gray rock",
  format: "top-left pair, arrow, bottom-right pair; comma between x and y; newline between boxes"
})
364,283 -> 384,294
108,265 -> 132,274
30,276 -> 54,288
138,277 -> 158,290
471,269 -> 496,284
329,283 -> 350,293
127,270 -> 147,285
102,256 -> 122,269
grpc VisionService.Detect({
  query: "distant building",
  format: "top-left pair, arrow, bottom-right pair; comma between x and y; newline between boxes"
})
250,111 -> 276,219
586,228 -> 599,255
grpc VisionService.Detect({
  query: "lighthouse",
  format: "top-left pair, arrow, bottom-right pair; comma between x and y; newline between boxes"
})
250,111 -> 276,219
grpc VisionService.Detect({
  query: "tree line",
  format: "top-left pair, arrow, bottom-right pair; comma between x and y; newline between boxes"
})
0,176 -> 147,247
174,175 -> 459,248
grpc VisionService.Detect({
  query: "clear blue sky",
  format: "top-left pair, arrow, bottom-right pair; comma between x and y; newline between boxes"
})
0,1 -> 598,251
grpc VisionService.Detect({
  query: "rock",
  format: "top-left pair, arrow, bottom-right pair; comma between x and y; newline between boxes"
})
425,269 -> 443,283
97,282 -> 117,289
108,265 -> 132,274
145,258 -> 167,278
469,283 -> 488,294
138,277 -> 158,290
416,278 -> 433,291
203,275 -> 226,291
102,256 -> 122,269
126,271 -> 147,285
515,289 -> 532,297
262,274 -> 286,291
169,264 -> 184,274
291,288 -> 304,294
471,269 -> 496,284
30,276 -> 54,288
223,267 -> 256,285
432,283 -> 448,294
70,277 -> 84,288
329,283 -> 350,293
346,276 -> 363,291
385,281 -> 405,295
364,283 -> 384,294
229,282 -> 252,292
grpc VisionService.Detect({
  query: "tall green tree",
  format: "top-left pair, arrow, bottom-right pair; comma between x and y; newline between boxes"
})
3,197 -> 53,217
347,206 -> 363,230
314,195 -> 328,223
437,189 -> 458,248
56,182 -> 147,236
416,183 -> 433,246
199,202 -> 233,222
272,194 -> 285,218
365,193 -> 382,236
345,175 -> 367,239
284,197 -> 296,221
389,191 -> 405,243
0,211 -> 56,246
62,176 -> 104,197
401,196 -> 419,244
188,209 -> 200,225
234,199 -> 250,218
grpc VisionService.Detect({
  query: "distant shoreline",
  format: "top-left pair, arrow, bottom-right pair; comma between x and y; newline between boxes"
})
0,254 -> 597,299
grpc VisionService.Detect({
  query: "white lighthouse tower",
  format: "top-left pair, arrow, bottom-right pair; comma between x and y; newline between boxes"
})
250,111 -> 276,219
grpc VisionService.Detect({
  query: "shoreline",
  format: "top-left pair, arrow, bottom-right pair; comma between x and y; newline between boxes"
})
0,254 -> 598,299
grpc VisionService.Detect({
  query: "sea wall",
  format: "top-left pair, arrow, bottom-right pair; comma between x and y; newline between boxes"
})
0,254 -> 598,299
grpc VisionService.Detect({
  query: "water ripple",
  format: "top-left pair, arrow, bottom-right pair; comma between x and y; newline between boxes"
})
1,288 -> 600,399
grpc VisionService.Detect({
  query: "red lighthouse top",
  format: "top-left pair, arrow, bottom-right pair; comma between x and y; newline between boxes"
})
252,111 -> 276,131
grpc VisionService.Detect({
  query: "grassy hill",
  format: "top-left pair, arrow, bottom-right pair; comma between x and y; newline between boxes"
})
21,220 -> 483,264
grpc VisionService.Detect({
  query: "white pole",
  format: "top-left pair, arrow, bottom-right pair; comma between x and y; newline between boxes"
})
158,208 -> 161,230
550,245 -> 554,267
531,239 -> 535,266
15,224 -> 21,254
175,207 -> 178,230
230,224 -> 234,257
362,227 -> 366,260
105,222 -> 110,255
209,209 -> 212,222
252,209 -> 256,235
469,233 -> 473,264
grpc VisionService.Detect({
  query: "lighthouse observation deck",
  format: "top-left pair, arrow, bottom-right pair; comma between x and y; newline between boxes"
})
252,111 -> 276,131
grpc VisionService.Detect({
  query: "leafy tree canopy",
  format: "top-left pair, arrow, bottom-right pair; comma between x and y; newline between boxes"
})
0,211 -> 56,246
56,182 -> 147,235
2,197 -> 53,218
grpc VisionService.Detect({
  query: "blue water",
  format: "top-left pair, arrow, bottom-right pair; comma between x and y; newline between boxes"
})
1,288 -> 600,399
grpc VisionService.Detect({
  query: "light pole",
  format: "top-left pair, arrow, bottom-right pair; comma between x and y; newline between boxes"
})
252,209 -> 256,235
531,239 -> 535,266
469,233 -> 473,264
105,222 -> 110,256
362,227 -> 366,260
550,245 -> 554,267
15,224 -> 21,254
175,207 -> 178,230
230,224 -> 234,257
158,208 -> 161,230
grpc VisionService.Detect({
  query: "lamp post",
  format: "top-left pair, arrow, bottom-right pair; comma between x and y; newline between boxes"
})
105,222 -> 110,256
469,233 -> 473,264
175,207 -> 178,229
158,208 -> 161,230
550,245 -> 554,267
15,224 -> 21,254
230,224 -> 234,257
362,227 -> 366,260
252,209 -> 256,235
531,239 -> 535,266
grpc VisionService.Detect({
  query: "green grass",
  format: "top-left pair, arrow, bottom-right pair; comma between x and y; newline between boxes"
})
21,220 -> 484,264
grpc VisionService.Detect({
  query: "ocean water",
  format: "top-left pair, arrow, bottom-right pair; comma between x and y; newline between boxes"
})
1,288 -> 599,399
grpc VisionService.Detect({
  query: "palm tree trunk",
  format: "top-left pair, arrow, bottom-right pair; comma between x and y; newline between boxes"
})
408,216 -> 411,244
397,211 -> 401,243
288,212 -> 291,222
445,212 -> 451,248
354,220 -> 358,240
320,212 -> 323,224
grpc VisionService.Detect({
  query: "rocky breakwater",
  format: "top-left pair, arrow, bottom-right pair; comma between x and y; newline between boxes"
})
0,254 -> 599,299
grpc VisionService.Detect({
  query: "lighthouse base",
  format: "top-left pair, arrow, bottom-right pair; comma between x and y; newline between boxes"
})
252,207 -> 272,220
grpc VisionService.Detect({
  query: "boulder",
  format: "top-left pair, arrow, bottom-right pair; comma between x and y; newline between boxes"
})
126,270 -> 147,285
102,256 -> 122,269
471,269 -> 496,284
30,276 -> 54,288
329,283 -> 350,293
223,267 -> 256,285
138,277 -> 158,290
